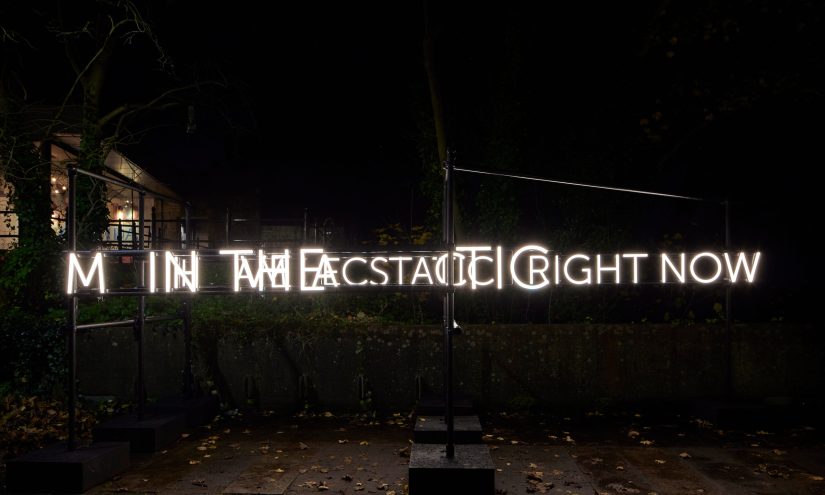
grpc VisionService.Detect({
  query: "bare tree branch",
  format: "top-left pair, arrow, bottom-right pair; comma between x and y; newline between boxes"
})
45,17 -> 131,138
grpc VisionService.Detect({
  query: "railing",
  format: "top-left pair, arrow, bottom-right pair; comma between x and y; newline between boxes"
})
1,211 -> 207,250
0,210 -> 66,245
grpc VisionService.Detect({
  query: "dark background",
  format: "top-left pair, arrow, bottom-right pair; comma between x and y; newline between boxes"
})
4,0 -> 822,322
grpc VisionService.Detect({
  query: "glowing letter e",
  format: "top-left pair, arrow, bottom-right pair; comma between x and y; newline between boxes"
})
67,252 -> 105,294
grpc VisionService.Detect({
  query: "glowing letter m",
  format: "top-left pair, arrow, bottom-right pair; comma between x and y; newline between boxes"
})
67,252 -> 105,294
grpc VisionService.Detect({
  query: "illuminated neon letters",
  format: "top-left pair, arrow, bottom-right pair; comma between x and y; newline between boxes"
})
65,246 -> 761,294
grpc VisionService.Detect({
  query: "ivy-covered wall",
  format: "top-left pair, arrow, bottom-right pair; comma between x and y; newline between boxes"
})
76,323 -> 822,412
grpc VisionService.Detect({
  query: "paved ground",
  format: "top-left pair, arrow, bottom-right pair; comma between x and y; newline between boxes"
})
4,408 -> 825,494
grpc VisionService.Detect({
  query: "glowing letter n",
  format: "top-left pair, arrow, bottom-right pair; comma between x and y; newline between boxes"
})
165,251 -> 199,292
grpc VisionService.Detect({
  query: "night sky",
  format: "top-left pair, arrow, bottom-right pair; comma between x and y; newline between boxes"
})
123,2 -> 823,225
4,1 -> 823,321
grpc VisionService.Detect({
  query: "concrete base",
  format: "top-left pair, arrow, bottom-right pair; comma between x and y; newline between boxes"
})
408,443 -> 495,495
93,413 -> 186,452
5,442 -> 130,493
416,395 -> 474,416
146,395 -> 219,427
413,415 -> 483,443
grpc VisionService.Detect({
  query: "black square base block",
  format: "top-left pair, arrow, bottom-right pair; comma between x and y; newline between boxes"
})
93,413 -> 185,452
5,442 -> 130,493
146,395 -> 219,427
416,396 -> 474,416
408,443 -> 495,495
413,415 -> 483,443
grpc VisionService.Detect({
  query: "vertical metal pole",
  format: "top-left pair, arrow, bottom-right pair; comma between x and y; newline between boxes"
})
66,166 -> 78,451
184,203 -> 191,250
137,192 -> 146,420
131,220 -> 137,250
183,203 -> 194,398
443,155 -> 455,459
151,206 -> 157,249
724,200 -> 732,398
303,208 -> 308,242
225,207 -> 231,247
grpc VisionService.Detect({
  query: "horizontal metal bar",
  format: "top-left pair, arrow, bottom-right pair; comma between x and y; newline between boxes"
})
71,167 -> 186,205
67,248 -> 449,257
76,315 -> 181,330
455,166 -> 715,202
76,319 -> 135,330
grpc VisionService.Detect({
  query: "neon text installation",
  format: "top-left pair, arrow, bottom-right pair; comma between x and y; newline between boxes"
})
66,246 -> 761,294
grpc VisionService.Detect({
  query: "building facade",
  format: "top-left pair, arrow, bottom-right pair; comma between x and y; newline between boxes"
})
1,134 -> 189,250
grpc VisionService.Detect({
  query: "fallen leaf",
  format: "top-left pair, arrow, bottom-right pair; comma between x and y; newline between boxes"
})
342,474 -> 353,481
640,440 -> 654,446
679,452 -> 691,459
338,439 -> 349,444
359,440 -> 369,446
655,459 -> 666,465
627,430 -> 640,439
526,471 -> 543,482
191,479 -> 207,487
809,475 -> 824,481
299,442 -> 309,450
188,460 -> 201,465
